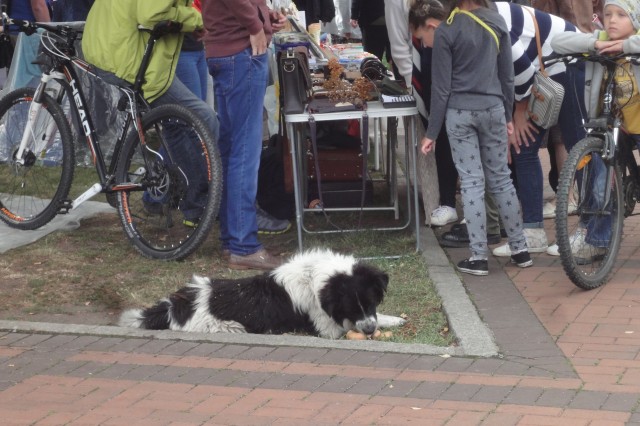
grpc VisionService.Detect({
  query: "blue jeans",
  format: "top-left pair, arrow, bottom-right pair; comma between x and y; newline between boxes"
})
149,77 -> 219,220
511,69 -> 586,228
176,49 -> 208,102
208,48 -> 268,255
583,134 -> 640,247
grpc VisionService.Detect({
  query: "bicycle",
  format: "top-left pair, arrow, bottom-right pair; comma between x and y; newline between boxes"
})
549,51 -> 640,289
0,15 -> 222,260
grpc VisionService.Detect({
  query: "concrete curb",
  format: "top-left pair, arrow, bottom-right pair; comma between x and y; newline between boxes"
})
0,319 -> 463,356
419,228 -> 499,357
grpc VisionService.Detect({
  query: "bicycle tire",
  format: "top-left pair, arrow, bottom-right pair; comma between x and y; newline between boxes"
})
0,87 -> 75,229
556,137 -> 624,290
115,104 -> 222,260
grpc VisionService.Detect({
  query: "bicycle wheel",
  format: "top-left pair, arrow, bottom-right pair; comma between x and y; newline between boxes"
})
115,104 -> 222,260
0,87 -> 75,229
556,137 -> 624,290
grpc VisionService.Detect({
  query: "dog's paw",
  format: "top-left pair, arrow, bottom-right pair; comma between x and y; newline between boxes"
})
376,313 -> 406,328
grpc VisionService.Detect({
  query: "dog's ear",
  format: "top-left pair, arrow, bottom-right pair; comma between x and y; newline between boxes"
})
376,270 -> 389,292
354,264 -> 388,290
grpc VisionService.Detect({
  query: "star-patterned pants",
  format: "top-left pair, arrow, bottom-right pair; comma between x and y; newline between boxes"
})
445,105 -> 527,259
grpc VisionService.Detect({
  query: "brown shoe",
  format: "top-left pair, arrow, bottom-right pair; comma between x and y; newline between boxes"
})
228,248 -> 283,271
222,249 -> 230,261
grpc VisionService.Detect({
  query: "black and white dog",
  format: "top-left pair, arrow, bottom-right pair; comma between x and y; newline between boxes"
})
119,249 -> 405,339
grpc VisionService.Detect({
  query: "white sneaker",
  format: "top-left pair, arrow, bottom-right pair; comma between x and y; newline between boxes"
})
574,241 -> 606,264
543,201 -> 556,219
568,200 -> 578,215
547,228 -> 586,256
430,205 -> 458,227
492,228 -> 549,257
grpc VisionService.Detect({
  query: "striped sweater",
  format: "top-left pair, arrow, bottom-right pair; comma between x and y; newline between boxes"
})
495,2 -> 578,101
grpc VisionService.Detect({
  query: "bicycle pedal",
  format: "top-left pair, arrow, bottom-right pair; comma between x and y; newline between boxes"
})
58,199 -> 72,214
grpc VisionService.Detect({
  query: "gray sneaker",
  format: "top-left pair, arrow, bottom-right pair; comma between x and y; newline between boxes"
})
256,205 -> 291,235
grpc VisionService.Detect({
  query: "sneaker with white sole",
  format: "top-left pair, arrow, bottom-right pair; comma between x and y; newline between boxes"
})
546,243 -> 560,256
492,228 -> 548,256
547,228 -> 586,256
574,242 -> 606,265
510,250 -> 533,267
543,201 -> 556,219
456,258 -> 489,276
430,205 -> 458,227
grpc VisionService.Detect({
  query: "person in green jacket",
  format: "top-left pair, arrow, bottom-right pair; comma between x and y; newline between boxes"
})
82,0 -> 219,227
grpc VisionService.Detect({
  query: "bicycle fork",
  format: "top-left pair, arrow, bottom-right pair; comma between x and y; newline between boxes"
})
14,72 -> 62,165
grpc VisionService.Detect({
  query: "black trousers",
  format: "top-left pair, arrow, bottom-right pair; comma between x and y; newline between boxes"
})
434,124 -> 458,209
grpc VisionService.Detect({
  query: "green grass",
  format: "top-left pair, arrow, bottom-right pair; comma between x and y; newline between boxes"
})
0,210 -> 455,346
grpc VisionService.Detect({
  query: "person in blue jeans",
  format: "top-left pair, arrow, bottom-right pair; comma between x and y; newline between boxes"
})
489,2 -> 587,258
202,0 -> 287,271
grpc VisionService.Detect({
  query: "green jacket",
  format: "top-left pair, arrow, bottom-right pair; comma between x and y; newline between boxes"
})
82,0 -> 203,102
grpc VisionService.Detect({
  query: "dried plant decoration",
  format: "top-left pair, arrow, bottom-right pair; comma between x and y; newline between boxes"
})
322,58 -> 374,105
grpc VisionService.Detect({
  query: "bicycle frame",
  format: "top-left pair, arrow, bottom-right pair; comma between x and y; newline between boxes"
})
4,16 -> 172,211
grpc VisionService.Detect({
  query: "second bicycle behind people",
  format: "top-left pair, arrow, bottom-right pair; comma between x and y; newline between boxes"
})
551,0 -> 640,262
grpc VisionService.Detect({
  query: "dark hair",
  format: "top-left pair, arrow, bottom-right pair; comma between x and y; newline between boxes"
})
408,0 -> 448,31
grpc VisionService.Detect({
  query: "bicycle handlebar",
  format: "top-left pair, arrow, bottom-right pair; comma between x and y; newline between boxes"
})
137,20 -> 183,39
541,51 -> 640,68
2,13 -> 181,41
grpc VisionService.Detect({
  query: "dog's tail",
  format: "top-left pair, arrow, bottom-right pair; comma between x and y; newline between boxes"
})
119,300 -> 172,330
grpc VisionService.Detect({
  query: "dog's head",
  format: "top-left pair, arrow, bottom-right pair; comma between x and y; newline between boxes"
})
319,262 -> 389,336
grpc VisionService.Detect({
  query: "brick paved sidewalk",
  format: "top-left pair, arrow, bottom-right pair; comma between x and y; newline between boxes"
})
0,317 -> 637,425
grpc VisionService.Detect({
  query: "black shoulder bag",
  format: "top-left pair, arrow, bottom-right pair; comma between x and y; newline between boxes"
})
278,47 -> 312,115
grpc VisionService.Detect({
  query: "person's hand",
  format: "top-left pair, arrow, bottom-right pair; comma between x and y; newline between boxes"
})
270,10 -> 287,32
350,19 -> 358,28
421,136 -> 434,155
250,29 -> 268,55
513,99 -> 538,148
193,28 -> 205,41
595,39 -> 624,54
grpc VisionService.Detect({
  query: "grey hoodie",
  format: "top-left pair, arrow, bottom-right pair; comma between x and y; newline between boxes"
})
425,7 -> 514,140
